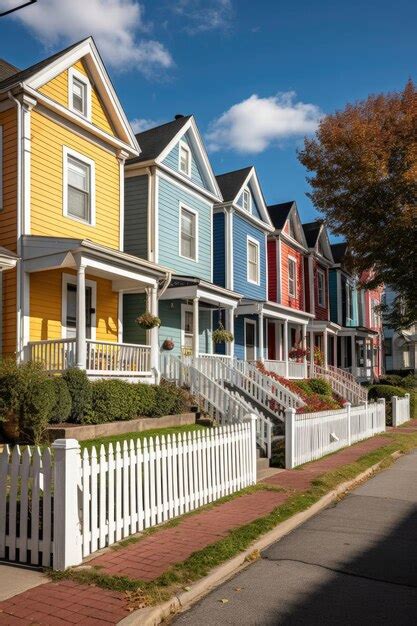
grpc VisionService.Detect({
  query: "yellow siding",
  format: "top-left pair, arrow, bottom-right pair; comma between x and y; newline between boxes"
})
30,109 -> 120,249
30,269 -> 118,342
38,59 -> 116,136
0,108 -> 17,355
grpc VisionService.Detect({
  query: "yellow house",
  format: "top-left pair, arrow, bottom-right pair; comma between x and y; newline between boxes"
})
0,38 -> 170,381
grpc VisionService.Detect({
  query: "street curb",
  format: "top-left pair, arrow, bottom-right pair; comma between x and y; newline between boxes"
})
118,451 -> 402,625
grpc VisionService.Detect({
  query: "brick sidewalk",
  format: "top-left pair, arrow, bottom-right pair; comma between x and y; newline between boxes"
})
1,421 -> 416,625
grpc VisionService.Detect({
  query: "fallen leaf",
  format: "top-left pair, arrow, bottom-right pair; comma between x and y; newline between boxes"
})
183,586 -> 191,592
219,598 -> 229,604
245,549 -> 260,562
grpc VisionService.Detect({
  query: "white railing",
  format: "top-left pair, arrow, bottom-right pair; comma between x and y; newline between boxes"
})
27,338 -> 76,373
346,365 -> 373,381
0,445 -> 53,567
288,361 -> 306,379
392,394 -> 411,427
263,360 -> 305,379
327,364 -> 356,384
311,363 -> 368,406
86,340 -> 151,375
285,399 -> 386,469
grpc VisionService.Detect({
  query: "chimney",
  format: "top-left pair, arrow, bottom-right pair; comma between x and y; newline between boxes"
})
174,114 -> 184,120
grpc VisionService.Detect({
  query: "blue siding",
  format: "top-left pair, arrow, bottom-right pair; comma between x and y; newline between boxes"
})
159,300 -> 212,357
124,175 -> 149,259
329,269 -> 338,324
236,180 -> 262,221
162,131 -> 210,191
157,176 -> 212,281
232,214 -> 267,299
213,212 -> 225,287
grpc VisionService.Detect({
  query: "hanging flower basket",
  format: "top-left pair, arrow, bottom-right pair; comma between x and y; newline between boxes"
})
135,311 -> 161,330
162,338 -> 175,351
289,346 -> 308,360
212,322 -> 234,344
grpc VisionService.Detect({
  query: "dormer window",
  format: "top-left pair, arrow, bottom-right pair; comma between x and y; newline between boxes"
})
68,67 -> 91,121
179,141 -> 191,177
242,188 -> 251,212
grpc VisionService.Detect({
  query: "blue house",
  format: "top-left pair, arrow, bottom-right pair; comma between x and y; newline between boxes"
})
123,114 -> 240,359
213,167 -> 274,360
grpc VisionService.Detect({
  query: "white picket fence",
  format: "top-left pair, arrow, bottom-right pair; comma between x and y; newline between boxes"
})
285,399 -> 386,469
392,394 -> 411,427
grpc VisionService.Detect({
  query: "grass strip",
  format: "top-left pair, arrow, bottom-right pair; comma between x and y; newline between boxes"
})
50,430 -> 417,608
80,424 -> 206,451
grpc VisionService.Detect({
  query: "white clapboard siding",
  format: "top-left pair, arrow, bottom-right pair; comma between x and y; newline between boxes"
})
392,394 -> 411,427
80,420 -> 256,559
0,445 -> 53,566
285,399 -> 386,469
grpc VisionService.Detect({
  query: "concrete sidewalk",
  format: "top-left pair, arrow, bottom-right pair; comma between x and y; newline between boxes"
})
0,565 -> 46,602
0,421 -> 416,625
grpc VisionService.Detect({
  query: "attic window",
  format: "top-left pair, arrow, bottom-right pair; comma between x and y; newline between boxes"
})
288,217 -> 296,239
68,67 -> 91,121
179,141 -> 191,177
242,188 -> 251,212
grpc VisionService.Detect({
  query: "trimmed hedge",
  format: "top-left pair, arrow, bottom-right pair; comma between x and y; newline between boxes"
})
306,378 -> 333,397
49,377 -> 72,424
63,368 -> 92,423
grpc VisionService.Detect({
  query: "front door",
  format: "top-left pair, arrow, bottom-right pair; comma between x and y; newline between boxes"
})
65,283 -> 93,339
245,321 -> 256,361
182,309 -> 194,356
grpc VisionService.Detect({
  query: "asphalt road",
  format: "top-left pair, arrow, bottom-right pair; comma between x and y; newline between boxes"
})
173,449 -> 417,625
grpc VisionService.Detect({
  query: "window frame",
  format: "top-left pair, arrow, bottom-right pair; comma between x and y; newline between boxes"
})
61,273 -> 97,340
288,256 -> 297,298
317,268 -> 326,307
247,236 -> 260,285
179,203 -> 198,262
63,146 -> 96,226
68,67 -> 92,121
0,125 -> 3,212
384,337 -> 392,357
346,282 -> 352,322
178,140 -> 192,177
242,188 -> 251,212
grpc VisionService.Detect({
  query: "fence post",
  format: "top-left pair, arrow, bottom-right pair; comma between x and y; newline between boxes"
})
377,398 -> 386,431
248,413 -> 258,485
392,396 -> 398,427
52,439 -> 83,571
406,393 -> 411,421
345,402 -> 351,446
285,408 -> 296,469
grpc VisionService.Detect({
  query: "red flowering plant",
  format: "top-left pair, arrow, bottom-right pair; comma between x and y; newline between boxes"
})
313,347 -> 324,366
288,346 -> 308,361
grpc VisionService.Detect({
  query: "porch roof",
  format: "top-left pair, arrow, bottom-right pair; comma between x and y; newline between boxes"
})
237,299 -> 314,324
21,236 -> 171,291
308,319 -> 341,334
159,275 -> 242,309
0,246 -> 18,270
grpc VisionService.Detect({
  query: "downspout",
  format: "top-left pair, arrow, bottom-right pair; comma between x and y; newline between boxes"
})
158,270 -> 172,298
7,90 -> 23,361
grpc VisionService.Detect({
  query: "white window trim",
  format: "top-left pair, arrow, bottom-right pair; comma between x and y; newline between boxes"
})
288,255 -> 297,297
68,66 -> 92,122
178,140 -> 192,178
61,273 -> 97,340
244,318 -> 257,361
247,235 -> 260,285
317,268 -> 326,307
178,202 -> 199,262
0,125 -> 3,211
242,187 -> 251,212
181,303 -> 194,353
63,146 -> 96,226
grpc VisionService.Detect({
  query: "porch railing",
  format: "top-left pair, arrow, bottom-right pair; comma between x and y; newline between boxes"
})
27,338 -> 76,373
311,363 -> 368,405
263,360 -> 306,379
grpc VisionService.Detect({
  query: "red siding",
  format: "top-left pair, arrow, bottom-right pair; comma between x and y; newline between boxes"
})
304,257 -> 311,313
280,241 -> 304,310
267,239 -> 277,302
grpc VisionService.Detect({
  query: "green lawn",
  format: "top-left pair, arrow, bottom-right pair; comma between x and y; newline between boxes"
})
79,423 -> 207,451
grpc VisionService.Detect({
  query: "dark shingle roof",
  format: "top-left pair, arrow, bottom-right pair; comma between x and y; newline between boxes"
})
267,201 -> 295,229
302,220 -> 323,248
128,116 -> 192,164
215,167 -> 252,202
0,59 -> 19,82
0,39 -> 88,91
330,242 -> 348,264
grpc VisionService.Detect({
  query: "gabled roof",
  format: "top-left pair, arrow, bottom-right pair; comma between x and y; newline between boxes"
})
129,116 -> 192,164
267,201 -> 295,230
302,220 -> 323,248
0,59 -> 19,83
215,167 -> 252,202
330,242 -> 348,265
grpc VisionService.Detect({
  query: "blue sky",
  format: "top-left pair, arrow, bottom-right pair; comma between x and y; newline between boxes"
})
1,0 -> 416,228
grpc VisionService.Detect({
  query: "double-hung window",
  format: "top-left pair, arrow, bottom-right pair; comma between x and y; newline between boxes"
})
247,238 -> 260,284
242,188 -> 251,212
0,125 -> 3,211
64,148 -> 95,225
179,142 -> 191,177
288,257 -> 297,297
317,269 -> 326,307
68,68 -> 91,120
180,206 -> 197,260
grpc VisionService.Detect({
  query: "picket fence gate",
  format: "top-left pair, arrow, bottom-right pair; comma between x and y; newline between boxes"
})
285,399 -> 386,469
392,393 -> 411,427
0,418 -> 257,570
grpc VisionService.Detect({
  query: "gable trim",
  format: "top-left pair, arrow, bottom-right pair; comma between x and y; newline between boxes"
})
231,167 -> 274,229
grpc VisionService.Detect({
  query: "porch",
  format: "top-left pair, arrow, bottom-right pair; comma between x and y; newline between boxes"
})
307,320 -> 341,369
21,236 -> 169,381
338,327 -> 380,382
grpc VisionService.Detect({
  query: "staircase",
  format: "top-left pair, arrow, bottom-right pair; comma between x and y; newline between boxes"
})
310,363 -> 368,405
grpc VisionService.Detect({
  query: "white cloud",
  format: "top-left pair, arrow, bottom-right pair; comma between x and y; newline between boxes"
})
207,92 -> 323,153
173,0 -> 233,34
0,0 -> 173,75
130,117 -> 160,133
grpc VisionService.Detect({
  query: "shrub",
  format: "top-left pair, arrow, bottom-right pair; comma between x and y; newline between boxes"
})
379,374 -> 404,387
88,380 -> 137,424
368,384 -> 407,424
63,368 -> 92,422
409,390 -> 417,419
307,378 -> 333,396
401,374 -> 417,390
49,377 -> 72,424
152,381 -> 189,417
135,384 -> 157,416
0,359 -> 22,424
17,363 -> 56,444
292,380 -> 313,396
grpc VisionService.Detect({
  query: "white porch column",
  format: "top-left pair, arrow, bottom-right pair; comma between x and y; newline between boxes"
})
259,312 -> 264,362
323,329 -> 328,369
76,263 -> 86,369
283,318 -> 289,378
149,285 -> 159,375
309,330 -> 314,367
192,297 -> 199,358
302,324 -> 308,378
351,335 -> 356,376
333,334 -> 337,367
341,336 -> 346,369
226,308 -> 235,357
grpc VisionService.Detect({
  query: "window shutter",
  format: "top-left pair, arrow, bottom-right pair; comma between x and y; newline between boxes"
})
0,126 -> 3,211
